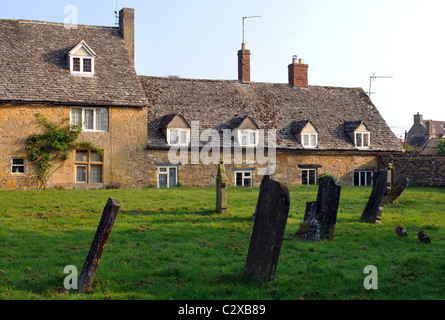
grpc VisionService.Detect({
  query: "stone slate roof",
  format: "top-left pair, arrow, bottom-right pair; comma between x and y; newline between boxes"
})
139,76 -> 403,152
0,19 -> 147,107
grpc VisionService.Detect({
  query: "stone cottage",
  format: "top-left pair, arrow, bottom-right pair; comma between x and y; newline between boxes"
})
406,112 -> 445,154
1,8 -> 403,190
0,9 -> 150,189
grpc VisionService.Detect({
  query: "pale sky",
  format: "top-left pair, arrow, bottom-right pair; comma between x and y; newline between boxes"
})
2,0 -> 444,139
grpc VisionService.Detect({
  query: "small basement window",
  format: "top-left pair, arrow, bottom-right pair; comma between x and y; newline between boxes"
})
301,168 -> 317,185
158,166 -> 177,188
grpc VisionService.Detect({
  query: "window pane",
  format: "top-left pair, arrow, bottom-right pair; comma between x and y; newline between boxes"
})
71,108 -> 82,126
169,168 -> 177,188
244,178 -> 252,187
12,158 -> 25,165
180,130 -> 187,144
354,172 -> 360,186
159,167 -> 167,173
158,173 -> 167,188
96,109 -> 108,132
302,170 -> 308,185
310,134 -> 317,146
76,166 -> 87,182
236,172 -> 243,186
356,133 -> 362,147
76,151 -> 88,162
360,172 -> 366,185
73,58 -> 80,72
250,132 -> 256,145
90,165 -> 102,183
363,133 -> 370,147
83,58 -> 92,73
84,109 -> 94,130
308,169 -> 316,185
170,130 -> 179,145
90,151 -> 102,162
303,135 -> 309,146
241,131 -> 248,146
366,171 -> 373,186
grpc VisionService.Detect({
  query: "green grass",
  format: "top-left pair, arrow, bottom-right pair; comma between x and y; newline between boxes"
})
1,185 -> 444,300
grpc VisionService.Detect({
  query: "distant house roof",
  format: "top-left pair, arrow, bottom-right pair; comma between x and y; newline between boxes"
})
0,19 -> 147,107
139,76 -> 403,152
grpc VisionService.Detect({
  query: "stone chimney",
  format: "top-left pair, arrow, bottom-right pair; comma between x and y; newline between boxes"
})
119,8 -> 135,66
425,120 -> 436,139
238,43 -> 251,83
414,112 -> 423,125
288,56 -> 308,89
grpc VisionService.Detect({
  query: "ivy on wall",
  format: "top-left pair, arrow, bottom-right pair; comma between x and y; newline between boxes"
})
25,113 -> 102,189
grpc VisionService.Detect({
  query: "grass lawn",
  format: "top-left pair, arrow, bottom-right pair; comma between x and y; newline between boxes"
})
0,185 -> 444,300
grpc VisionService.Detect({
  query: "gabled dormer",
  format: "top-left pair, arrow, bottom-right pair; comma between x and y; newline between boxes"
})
68,40 -> 96,76
291,120 -> 318,148
232,116 -> 259,147
159,113 -> 191,146
344,120 -> 371,149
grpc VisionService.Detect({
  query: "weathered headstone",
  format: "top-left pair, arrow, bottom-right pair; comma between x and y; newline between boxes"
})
78,197 -> 121,293
295,176 -> 341,241
360,169 -> 388,224
295,201 -> 320,241
216,159 -> 227,213
245,175 -> 290,282
383,177 -> 410,205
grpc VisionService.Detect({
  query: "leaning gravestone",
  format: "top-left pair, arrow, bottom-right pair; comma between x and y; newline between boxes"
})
78,197 -> 121,293
245,175 -> 290,282
215,159 -> 227,213
295,176 -> 341,241
382,177 -> 410,205
360,169 -> 388,224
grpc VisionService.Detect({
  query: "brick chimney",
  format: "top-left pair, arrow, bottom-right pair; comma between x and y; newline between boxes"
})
119,8 -> 135,66
238,43 -> 251,83
288,56 -> 308,88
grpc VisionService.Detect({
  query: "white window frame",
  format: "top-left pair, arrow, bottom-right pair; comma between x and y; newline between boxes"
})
301,133 -> 318,148
70,108 -> 108,132
354,170 -> 373,186
301,168 -> 317,185
11,158 -> 26,174
157,166 -> 178,188
355,132 -> 370,149
238,129 -> 258,147
70,56 -> 95,76
167,128 -> 190,146
235,171 -> 253,187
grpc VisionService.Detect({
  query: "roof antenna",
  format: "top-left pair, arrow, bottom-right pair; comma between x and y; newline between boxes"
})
242,16 -> 262,44
367,73 -> 393,97
114,0 -> 119,25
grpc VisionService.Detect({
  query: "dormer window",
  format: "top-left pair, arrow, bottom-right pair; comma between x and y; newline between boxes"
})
344,120 -> 371,149
231,116 -> 259,147
355,132 -> 370,148
291,120 -> 318,149
239,129 -> 258,147
168,128 -> 190,146
68,40 -> 96,76
159,114 -> 191,146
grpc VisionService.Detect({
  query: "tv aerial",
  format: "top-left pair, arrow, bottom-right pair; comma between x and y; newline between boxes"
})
367,73 -> 393,97
242,16 -> 262,43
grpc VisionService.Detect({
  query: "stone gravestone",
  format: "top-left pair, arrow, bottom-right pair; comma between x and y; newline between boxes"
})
78,197 -> 121,293
216,159 -> 227,213
360,169 -> 388,224
295,176 -> 341,241
382,177 -> 410,206
245,175 -> 290,282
